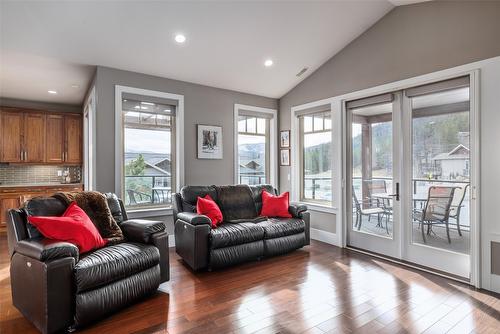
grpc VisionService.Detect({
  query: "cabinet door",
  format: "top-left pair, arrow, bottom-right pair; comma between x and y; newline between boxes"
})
65,115 -> 82,164
0,111 -> 23,162
45,114 -> 65,163
24,113 -> 46,162
0,197 -> 21,227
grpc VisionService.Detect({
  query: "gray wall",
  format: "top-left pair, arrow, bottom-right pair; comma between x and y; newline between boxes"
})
278,1 -> 500,234
93,66 -> 277,233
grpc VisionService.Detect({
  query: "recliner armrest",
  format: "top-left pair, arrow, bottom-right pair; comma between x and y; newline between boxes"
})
120,219 -> 166,243
14,238 -> 79,262
289,203 -> 308,218
177,212 -> 211,226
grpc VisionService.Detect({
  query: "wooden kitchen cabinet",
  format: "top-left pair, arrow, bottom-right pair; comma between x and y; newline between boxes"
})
45,114 -> 65,163
64,114 -> 82,164
0,184 -> 84,234
0,107 -> 82,165
0,110 -> 23,162
24,113 -> 46,162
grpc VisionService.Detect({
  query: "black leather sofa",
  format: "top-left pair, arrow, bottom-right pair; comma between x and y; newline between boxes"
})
173,184 -> 310,271
6,193 -> 169,334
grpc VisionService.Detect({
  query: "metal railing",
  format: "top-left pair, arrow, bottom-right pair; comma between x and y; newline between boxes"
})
125,175 -> 172,205
239,173 -> 266,185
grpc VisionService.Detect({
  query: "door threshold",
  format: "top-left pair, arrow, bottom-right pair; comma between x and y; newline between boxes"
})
346,246 -> 470,285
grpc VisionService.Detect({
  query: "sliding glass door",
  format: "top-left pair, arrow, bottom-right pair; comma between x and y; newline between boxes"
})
345,76 -> 473,279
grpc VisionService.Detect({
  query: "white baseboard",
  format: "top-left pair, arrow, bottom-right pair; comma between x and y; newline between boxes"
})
168,235 -> 175,247
310,228 -> 340,247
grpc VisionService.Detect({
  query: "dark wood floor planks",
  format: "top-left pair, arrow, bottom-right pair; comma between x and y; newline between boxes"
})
1,235 -> 499,334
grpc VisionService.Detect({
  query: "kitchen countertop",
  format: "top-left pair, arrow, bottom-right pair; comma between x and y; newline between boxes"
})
0,183 -> 83,188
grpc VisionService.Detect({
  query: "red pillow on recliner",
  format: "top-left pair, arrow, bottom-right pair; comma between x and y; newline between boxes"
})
28,202 -> 107,253
196,194 -> 223,228
260,190 -> 292,218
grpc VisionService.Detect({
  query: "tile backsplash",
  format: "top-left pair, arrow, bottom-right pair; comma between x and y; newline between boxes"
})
0,165 -> 81,185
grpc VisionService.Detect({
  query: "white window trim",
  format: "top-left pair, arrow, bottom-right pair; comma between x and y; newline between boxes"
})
234,104 -> 278,188
83,85 -> 96,191
115,85 -> 184,215
290,98 -> 340,212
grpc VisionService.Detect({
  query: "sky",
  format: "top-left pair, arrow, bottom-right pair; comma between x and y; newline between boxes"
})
125,128 -> 171,154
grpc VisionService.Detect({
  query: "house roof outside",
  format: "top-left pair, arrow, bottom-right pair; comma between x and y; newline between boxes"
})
432,144 -> 470,161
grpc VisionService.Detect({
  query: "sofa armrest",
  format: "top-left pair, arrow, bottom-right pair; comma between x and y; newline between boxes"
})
177,212 -> 211,226
151,230 -> 170,283
174,220 -> 210,271
14,238 -> 79,262
289,203 -> 308,218
120,219 -> 166,243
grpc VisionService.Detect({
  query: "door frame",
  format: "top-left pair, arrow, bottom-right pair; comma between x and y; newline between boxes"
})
338,67 -> 480,287
83,86 -> 96,191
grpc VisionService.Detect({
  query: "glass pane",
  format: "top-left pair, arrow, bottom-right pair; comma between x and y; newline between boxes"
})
350,102 -> 393,237
303,116 -> 313,132
140,113 -> 156,125
313,116 -> 324,131
247,117 -> 256,133
238,134 -> 266,185
410,86 -> 470,254
324,116 -> 332,130
238,117 -> 246,132
303,131 -> 332,203
156,114 -> 171,126
124,126 -> 173,208
124,111 -> 140,124
257,118 -> 266,134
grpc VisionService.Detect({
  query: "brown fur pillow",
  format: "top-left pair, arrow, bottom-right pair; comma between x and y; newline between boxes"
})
54,191 -> 124,244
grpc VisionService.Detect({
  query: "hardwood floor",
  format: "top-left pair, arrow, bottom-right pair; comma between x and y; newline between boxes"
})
1,236 -> 499,334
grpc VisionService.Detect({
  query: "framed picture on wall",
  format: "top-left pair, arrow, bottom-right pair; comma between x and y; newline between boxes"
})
280,130 -> 290,148
280,149 -> 290,166
197,124 -> 223,159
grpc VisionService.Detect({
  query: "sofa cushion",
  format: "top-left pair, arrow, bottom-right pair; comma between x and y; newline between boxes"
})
75,242 -> 159,293
260,191 -> 292,218
216,185 -> 257,221
181,186 -> 218,207
257,218 -> 305,239
210,223 -> 264,249
23,197 -> 68,238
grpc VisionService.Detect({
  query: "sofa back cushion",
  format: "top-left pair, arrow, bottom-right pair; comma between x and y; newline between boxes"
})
181,185 -> 218,213
23,197 -> 68,238
216,185 -> 258,221
104,193 -> 126,224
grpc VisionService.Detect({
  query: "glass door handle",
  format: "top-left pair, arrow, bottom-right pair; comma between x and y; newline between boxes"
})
388,182 -> 400,201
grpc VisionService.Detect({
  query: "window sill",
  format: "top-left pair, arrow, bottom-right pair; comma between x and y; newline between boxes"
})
127,207 -> 173,219
298,202 -> 337,214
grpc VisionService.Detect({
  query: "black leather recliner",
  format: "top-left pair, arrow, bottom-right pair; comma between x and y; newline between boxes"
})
173,184 -> 310,271
6,193 -> 169,334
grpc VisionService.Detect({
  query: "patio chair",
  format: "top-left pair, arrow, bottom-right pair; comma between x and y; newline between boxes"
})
127,189 -> 152,205
449,184 -> 469,236
364,179 -> 389,221
353,187 -> 388,233
413,186 -> 455,243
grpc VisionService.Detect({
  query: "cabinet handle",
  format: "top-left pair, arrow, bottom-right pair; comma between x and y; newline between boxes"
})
24,151 -> 27,161
20,151 -> 23,161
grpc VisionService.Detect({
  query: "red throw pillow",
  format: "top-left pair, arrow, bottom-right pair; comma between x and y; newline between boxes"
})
28,202 -> 107,253
196,194 -> 223,228
260,191 -> 292,218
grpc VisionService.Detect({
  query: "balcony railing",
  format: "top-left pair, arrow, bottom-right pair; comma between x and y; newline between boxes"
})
125,175 -> 172,206
239,173 -> 266,185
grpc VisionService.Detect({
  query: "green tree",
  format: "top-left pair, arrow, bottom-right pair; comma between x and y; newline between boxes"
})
126,154 -> 146,176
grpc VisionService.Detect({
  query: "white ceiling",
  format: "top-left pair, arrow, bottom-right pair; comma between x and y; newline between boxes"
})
0,1 -> 400,105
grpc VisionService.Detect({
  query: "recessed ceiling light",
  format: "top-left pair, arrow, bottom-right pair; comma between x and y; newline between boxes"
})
141,102 -> 155,105
264,59 -> 273,67
48,90 -> 57,94
71,84 -> 80,89
175,34 -> 186,43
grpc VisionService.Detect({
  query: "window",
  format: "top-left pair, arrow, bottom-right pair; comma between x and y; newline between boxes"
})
237,115 -> 269,185
122,98 -> 176,209
299,111 -> 332,205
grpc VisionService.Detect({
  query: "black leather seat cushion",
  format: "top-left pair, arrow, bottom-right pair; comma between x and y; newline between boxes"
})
257,218 -> 305,239
210,223 -> 264,249
75,243 -> 160,293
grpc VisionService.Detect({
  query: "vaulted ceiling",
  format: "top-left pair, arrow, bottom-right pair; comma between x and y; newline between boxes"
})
0,1 -> 426,105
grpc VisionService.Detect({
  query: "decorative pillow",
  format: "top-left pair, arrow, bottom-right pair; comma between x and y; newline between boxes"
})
260,191 -> 292,218
196,194 -> 223,228
28,202 -> 108,253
